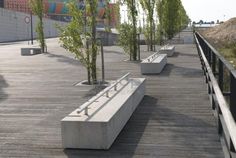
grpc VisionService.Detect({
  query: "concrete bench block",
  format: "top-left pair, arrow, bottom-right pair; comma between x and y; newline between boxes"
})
141,53 -> 167,74
61,77 -> 146,149
21,47 -> 41,56
159,45 -> 175,57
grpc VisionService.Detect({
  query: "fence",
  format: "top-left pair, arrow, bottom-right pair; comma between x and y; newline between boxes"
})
195,32 -> 236,158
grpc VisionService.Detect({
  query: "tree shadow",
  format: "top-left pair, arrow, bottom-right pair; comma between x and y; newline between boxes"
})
0,75 -> 8,102
156,64 -> 203,78
63,95 -> 157,158
63,93 -> 223,157
44,52 -> 83,66
171,51 -> 180,57
146,106 -> 223,157
103,50 -> 123,55
83,85 -> 107,99
179,52 -> 199,58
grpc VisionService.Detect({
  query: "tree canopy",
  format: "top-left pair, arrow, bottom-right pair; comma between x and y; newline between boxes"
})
156,0 -> 189,40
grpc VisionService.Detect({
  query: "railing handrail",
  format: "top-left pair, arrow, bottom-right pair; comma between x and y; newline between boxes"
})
194,33 -> 236,148
145,52 -> 160,63
196,32 -> 236,78
77,73 -> 130,115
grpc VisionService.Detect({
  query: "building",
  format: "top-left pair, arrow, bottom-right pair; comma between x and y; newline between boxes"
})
0,0 -> 4,8
4,0 -> 32,13
3,0 -> 118,27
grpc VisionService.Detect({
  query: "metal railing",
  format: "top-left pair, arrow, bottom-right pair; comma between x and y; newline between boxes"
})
77,73 -> 130,116
145,52 -> 160,63
195,32 -> 236,157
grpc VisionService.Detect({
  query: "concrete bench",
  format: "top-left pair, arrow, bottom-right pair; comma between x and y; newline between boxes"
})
141,53 -> 167,74
21,47 -> 41,56
159,45 -> 175,56
61,73 -> 146,149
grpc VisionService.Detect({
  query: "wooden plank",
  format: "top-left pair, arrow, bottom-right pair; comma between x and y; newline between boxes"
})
0,33 -> 224,157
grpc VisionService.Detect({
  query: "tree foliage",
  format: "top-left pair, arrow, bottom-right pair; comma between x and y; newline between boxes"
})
118,23 -> 133,59
57,0 -> 99,84
140,0 -> 155,51
119,0 -> 138,60
29,0 -> 46,53
156,0 -> 189,40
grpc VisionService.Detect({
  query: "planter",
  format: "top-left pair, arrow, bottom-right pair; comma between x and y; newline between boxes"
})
141,53 -> 167,74
61,74 -> 146,149
21,47 -> 41,56
159,45 -> 175,57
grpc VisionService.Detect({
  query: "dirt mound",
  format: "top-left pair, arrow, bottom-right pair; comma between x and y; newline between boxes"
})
202,17 -> 236,47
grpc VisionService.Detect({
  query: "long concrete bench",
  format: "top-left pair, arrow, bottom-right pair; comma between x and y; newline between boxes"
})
61,73 -> 146,149
159,45 -> 175,56
141,52 -> 167,74
21,47 -> 41,56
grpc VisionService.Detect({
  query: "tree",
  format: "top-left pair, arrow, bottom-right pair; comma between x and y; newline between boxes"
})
118,23 -> 134,59
88,0 -> 98,84
140,0 -> 156,51
156,0 -> 189,40
156,0 -> 164,44
29,0 -> 46,53
57,1 -> 99,84
120,0 -> 138,60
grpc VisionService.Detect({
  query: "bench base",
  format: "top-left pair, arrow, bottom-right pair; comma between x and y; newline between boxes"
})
159,46 -> 175,57
61,78 -> 146,149
141,54 -> 167,74
21,48 -> 42,56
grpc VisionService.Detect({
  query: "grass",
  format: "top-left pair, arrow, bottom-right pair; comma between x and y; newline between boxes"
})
219,45 -> 236,68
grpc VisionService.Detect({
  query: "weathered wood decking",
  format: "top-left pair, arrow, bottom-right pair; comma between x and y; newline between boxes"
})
0,32 -> 224,157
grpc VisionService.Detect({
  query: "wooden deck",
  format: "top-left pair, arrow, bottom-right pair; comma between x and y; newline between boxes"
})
0,32 -> 224,157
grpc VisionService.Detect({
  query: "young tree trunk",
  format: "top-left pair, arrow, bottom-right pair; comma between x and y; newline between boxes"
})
131,0 -> 137,60
86,42 -> 91,85
39,16 -> 45,53
150,17 -> 153,51
90,1 -> 97,83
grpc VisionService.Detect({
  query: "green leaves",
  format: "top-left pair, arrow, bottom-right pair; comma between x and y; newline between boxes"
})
57,0 -> 99,84
120,0 -> 138,60
156,0 -> 189,40
118,23 -> 133,56
140,0 -> 156,50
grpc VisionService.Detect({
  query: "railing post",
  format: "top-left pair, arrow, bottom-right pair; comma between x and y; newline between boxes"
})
218,60 -> 223,91
230,72 -> 236,121
230,139 -> 236,154
216,101 -> 222,134
203,42 -> 207,56
85,107 -> 88,115
209,49 -> 212,67
212,53 -> 216,74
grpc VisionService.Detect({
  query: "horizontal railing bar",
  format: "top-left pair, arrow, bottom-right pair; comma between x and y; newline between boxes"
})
223,92 -> 231,96
195,33 -> 236,149
77,73 -> 130,114
146,52 -> 160,63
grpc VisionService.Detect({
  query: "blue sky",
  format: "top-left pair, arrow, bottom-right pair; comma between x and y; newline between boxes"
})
181,0 -> 236,22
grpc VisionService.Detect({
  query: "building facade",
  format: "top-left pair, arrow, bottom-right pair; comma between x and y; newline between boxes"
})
3,0 -> 118,27
0,0 -> 4,8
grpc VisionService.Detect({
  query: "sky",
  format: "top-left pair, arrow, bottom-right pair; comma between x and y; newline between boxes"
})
181,0 -> 236,22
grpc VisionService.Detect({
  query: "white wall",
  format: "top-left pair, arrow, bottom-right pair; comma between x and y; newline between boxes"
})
0,8 -> 67,42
